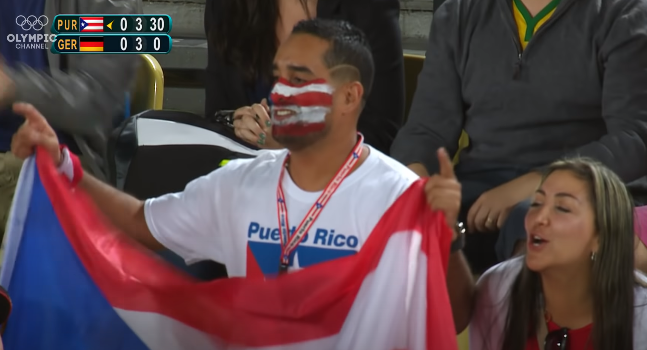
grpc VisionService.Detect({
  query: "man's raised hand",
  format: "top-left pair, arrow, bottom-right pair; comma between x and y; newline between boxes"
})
10,103 -> 61,165
424,148 -> 461,233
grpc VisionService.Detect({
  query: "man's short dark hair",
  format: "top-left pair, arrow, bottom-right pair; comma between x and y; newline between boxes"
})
292,19 -> 375,101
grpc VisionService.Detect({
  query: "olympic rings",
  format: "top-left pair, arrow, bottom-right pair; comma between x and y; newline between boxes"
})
15,15 -> 49,31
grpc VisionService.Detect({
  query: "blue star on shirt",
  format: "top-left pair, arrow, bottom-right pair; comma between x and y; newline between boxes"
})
352,152 -> 359,159
315,202 -> 323,209
278,198 -> 285,204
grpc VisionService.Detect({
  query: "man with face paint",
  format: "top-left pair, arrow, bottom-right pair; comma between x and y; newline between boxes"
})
9,19 -> 476,333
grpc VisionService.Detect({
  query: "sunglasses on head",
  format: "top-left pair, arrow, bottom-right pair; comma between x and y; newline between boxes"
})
545,328 -> 569,350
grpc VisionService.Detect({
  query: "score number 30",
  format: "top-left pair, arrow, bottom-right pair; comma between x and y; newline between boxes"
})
120,37 -> 162,52
120,17 -> 166,32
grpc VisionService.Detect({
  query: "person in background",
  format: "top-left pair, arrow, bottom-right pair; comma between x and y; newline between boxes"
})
390,0 -> 647,273
204,0 -> 405,155
470,159 -> 647,350
11,19 -> 475,333
0,0 -> 141,239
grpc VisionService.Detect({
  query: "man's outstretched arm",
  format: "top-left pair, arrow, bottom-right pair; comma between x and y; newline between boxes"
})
10,102 -> 162,251
11,103 -> 225,262
79,172 -> 162,251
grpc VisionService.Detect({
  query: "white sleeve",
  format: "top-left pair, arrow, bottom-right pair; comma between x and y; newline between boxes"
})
469,258 -> 522,350
143,164 -> 240,265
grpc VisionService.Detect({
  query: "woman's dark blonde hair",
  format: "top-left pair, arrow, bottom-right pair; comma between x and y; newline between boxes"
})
500,158 -> 636,350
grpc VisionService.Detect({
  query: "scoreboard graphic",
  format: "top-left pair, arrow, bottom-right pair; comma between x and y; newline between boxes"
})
50,14 -> 173,54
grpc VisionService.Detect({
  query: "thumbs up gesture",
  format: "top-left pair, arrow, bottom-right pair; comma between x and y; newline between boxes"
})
424,148 -> 461,235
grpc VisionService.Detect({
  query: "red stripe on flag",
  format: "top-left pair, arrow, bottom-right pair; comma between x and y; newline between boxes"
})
79,42 -> 103,48
270,91 -> 333,107
35,147 -> 456,349
81,17 -> 103,21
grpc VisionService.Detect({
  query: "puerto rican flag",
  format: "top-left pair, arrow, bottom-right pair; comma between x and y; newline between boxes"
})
0,148 -> 458,350
80,17 -> 104,32
270,78 -> 334,136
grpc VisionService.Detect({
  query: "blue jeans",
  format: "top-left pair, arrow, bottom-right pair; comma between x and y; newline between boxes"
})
456,161 -> 532,273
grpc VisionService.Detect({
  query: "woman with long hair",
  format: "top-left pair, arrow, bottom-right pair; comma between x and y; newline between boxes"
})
470,158 -> 647,350
204,0 -> 404,154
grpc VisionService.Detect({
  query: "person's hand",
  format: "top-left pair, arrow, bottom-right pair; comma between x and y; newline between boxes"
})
467,172 -> 541,233
10,103 -> 61,165
425,148 -> 461,237
0,60 -> 16,108
233,98 -> 281,149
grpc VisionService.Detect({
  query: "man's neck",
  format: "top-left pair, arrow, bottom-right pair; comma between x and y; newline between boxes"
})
541,264 -> 594,329
287,131 -> 366,192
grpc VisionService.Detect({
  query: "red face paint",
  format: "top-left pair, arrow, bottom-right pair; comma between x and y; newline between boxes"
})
270,78 -> 334,137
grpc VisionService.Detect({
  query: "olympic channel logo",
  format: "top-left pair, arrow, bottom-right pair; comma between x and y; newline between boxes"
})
16,15 -> 49,31
6,15 -> 56,50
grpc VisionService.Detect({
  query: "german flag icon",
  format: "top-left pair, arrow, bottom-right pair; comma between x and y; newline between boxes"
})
79,37 -> 103,52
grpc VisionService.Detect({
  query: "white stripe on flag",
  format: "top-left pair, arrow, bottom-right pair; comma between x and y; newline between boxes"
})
116,231 -> 428,350
83,19 -> 103,24
405,233 -> 422,312
272,82 -> 334,97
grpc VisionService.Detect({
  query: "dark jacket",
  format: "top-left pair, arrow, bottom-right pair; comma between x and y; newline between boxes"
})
391,0 -> 647,197
5,0 -> 142,179
204,0 -> 405,155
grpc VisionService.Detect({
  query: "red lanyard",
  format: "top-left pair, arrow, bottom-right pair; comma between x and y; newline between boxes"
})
276,134 -> 364,274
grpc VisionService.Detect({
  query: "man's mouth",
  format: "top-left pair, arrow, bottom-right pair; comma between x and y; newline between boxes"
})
270,105 -> 329,125
272,107 -> 297,122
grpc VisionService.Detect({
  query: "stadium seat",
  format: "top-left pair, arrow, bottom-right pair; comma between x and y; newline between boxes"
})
403,53 -> 470,164
130,54 -> 165,115
404,54 -> 425,121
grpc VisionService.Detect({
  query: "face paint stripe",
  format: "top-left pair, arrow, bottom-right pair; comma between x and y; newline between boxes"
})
271,107 -> 329,125
270,79 -> 334,137
270,91 -> 333,107
275,77 -> 328,88
271,82 -> 334,97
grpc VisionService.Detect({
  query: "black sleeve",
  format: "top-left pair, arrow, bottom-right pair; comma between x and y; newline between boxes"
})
390,2 -> 465,174
347,0 -> 405,154
563,2 -> 647,182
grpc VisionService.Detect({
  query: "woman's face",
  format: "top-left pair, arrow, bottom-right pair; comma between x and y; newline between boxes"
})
525,170 -> 599,273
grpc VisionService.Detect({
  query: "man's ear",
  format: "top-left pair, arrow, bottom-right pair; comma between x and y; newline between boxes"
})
338,81 -> 363,113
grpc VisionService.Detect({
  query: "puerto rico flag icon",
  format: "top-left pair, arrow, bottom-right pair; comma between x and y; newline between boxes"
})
79,17 -> 104,32
0,148 -> 458,350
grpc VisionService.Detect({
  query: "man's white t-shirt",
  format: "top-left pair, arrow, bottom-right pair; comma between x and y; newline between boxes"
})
144,146 -> 418,278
